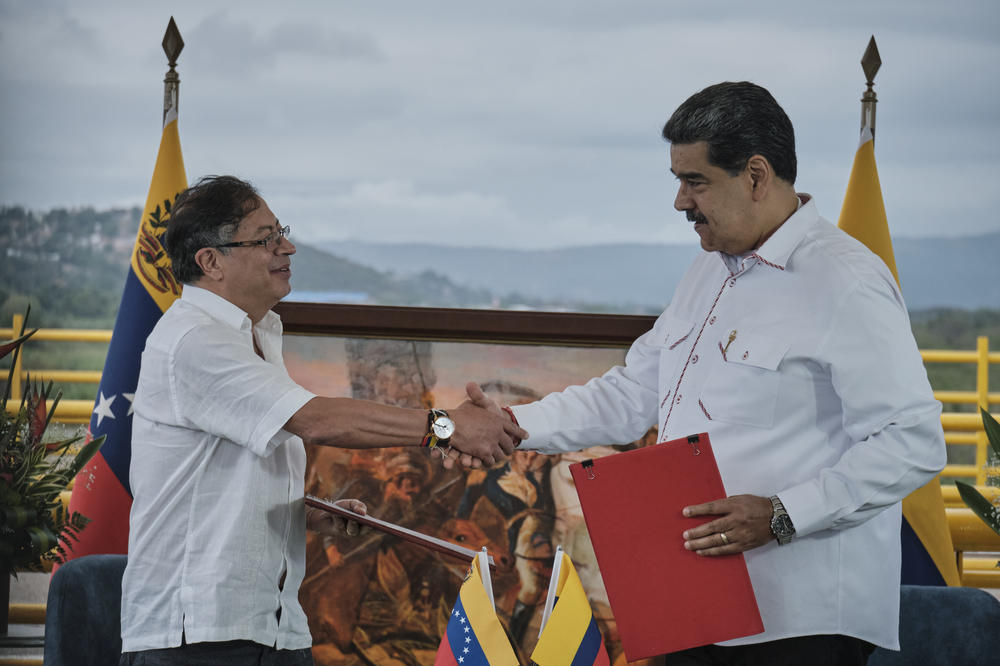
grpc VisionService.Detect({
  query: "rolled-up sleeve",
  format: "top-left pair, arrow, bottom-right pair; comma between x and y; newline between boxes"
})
171,327 -> 315,457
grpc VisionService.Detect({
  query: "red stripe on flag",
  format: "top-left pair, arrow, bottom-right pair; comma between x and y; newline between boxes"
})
434,632 -> 460,666
64,452 -> 133,562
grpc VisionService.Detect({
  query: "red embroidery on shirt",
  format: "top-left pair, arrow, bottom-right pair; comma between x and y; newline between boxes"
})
668,332 -> 690,351
751,253 -> 786,271
661,276 -> 730,434
699,399 -> 712,420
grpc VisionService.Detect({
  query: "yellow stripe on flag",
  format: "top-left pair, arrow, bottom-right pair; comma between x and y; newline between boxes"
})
838,127 -> 959,587
460,556 -> 520,659
532,553 -> 601,665
129,112 -> 187,313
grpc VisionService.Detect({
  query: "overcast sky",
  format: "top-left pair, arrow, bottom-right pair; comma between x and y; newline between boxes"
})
2,1 -> 998,249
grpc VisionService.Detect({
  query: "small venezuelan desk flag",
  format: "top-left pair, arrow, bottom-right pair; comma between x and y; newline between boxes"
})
435,550 -> 518,666
531,547 -> 609,666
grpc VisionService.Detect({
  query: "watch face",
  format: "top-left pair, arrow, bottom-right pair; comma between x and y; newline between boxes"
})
773,514 -> 795,536
432,416 -> 455,439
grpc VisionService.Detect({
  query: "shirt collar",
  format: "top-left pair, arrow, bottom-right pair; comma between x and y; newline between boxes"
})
746,193 -> 816,271
180,284 -> 282,333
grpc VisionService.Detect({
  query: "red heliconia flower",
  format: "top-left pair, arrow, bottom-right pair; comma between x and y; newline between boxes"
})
28,385 -> 48,445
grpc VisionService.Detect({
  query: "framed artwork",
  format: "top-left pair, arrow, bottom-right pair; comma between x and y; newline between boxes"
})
278,303 -> 659,665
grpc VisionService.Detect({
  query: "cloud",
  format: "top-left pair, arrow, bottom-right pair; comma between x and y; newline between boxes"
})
1,0 -> 998,248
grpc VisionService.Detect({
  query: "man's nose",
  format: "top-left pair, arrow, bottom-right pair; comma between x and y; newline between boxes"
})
278,237 -> 296,255
674,184 -> 692,212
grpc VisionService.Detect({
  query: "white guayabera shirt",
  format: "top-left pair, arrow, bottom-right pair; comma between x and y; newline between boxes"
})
121,285 -> 316,652
513,196 -> 946,650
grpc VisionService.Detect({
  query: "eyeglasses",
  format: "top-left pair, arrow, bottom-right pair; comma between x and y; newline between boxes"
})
213,224 -> 290,250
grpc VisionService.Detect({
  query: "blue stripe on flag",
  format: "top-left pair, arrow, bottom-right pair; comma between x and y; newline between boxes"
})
900,516 -> 946,586
570,616 -> 605,666
90,269 -> 165,495
445,596 -> 489,665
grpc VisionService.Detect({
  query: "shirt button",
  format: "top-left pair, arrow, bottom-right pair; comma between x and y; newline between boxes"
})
729,279 -> 736,287
691,354 -> 699,364
709,316 -> 717,325
743,351 -> 749,360
676,394 -> 682,404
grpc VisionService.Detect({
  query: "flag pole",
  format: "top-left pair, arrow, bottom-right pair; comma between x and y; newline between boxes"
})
65,18 -> 189,563
860,36 -> 881,137
162,17 -> 184,125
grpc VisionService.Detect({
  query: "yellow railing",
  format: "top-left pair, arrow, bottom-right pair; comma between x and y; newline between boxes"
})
1,314 -> 110,424
3,318 -> 1000,584
928,337 -> 1000,490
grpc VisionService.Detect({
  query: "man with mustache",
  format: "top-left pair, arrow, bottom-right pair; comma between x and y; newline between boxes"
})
118,175 -> 525,665
470,82 -> 946,664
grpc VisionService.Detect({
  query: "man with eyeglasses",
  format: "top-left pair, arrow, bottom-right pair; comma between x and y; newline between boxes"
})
119,175 -> 526,665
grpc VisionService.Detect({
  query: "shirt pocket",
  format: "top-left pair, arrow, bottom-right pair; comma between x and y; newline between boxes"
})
654,316 -> 696,392
700,330 -> 790,429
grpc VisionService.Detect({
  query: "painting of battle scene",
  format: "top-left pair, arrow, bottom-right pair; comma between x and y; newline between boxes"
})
283,334 -> 659,665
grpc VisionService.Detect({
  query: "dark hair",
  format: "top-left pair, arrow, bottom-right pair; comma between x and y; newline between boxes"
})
163,175 -> 261,284
662,81 -> 796,184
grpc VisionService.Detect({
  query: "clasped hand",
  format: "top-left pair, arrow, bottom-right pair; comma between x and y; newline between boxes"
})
436,382 -> 528,469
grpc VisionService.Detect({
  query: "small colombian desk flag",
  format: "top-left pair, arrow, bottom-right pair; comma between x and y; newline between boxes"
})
531,547 -> 609,666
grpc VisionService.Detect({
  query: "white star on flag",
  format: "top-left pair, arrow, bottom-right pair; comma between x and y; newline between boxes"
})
123,392 -> 135,416
92,391 -> 117,426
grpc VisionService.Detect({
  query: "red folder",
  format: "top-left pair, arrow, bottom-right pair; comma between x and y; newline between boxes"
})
569,433 -> 763,660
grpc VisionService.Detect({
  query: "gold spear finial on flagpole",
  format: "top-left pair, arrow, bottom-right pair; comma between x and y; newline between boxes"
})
162,17 -> 184,126
860,35 -> 881,138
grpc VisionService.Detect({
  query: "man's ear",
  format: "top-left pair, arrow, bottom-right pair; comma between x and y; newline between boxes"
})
746,155 -> 772,201
194,247 -> 224,282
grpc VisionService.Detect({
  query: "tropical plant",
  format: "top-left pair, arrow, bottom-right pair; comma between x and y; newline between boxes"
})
0,307 -> 105,576
955,407 -> 1000,541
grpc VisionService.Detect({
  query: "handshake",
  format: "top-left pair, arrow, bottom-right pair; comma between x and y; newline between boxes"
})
433,382 -> 529,469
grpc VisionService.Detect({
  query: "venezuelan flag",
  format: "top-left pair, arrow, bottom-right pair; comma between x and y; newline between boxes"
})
838,126 -> 958,587
531,551 -> 609,666
435,555 -> 518,666
65,94 -> 186,560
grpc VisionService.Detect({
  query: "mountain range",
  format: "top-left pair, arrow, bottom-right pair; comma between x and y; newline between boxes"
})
319,232 -> 1000,311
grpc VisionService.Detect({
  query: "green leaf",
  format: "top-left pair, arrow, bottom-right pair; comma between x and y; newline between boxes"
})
982,407 -> 1000,459
0,506 -> 38,528
0,327 -> 38,361
956,480 -> 1000,537
25,524 -> 59,553
65,434 -> 105,478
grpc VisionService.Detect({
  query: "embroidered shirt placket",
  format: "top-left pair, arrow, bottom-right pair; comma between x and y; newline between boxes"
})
660,266 -> 746,436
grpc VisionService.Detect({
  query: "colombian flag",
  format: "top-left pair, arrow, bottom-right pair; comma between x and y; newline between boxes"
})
838,125 -> 959,587
435,555 -> 518,666
65,89 -> 187,559
531,550 -> 609,666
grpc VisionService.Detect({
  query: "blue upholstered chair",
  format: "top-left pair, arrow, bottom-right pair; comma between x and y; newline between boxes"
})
868,584 -> 1000,665
44,554 -> 127,666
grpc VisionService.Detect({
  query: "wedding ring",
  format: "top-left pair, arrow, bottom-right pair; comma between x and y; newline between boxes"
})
720,531 -> 730,545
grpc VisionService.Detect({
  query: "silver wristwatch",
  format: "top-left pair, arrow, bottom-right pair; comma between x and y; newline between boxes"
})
769,495 -> 795,545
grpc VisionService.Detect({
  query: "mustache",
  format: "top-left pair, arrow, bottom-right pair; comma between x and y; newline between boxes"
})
686,210 -> 707,224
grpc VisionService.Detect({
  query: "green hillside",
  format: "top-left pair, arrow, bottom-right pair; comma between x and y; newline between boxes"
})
2,205 -> 998,403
